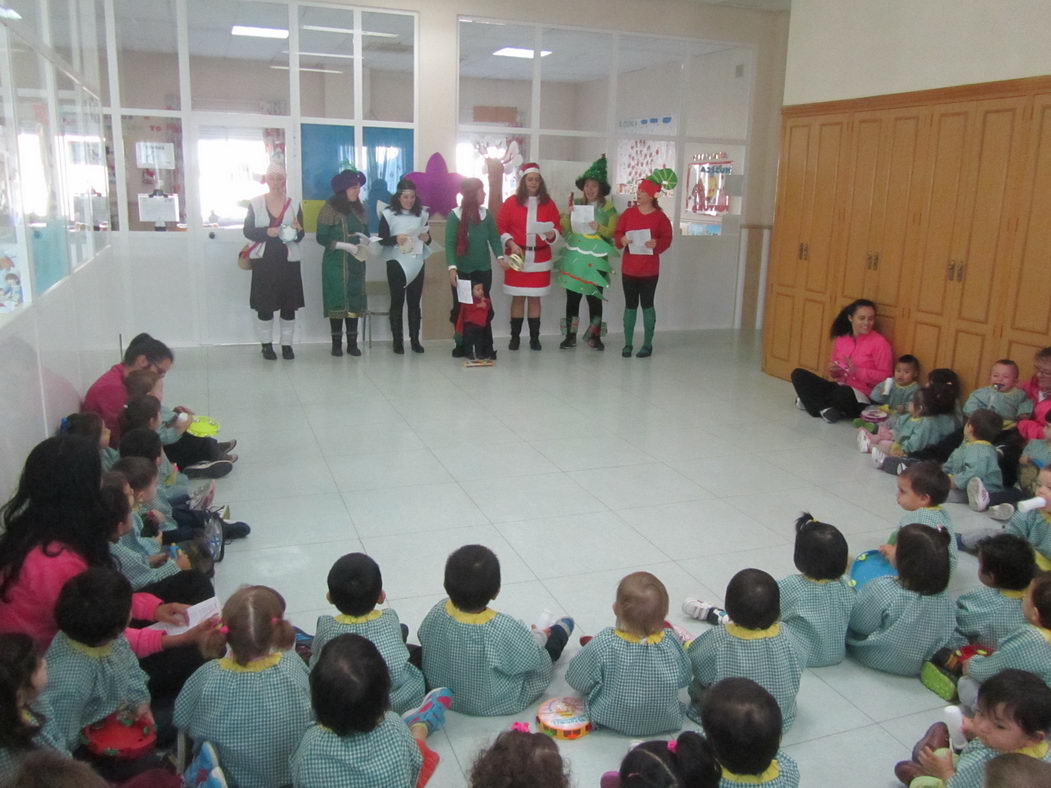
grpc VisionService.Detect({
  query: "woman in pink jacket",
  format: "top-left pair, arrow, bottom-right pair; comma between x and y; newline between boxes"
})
791,299 -> 893,423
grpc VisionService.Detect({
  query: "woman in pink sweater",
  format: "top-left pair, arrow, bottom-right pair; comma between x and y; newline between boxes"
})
791,299 -> 893,423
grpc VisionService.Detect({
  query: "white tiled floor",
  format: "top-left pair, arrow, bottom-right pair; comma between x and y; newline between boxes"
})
167,329 -> 994,788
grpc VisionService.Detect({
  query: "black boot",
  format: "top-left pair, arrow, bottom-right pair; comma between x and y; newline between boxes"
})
392,326 -> 405,355
345,317 -> 361,357
528,317 -> 542,351
408,310 -> 424,353
509,317 -> 523,350
261,343 -> 277,361
281,345 -> 295,359
329,318 -> 343,357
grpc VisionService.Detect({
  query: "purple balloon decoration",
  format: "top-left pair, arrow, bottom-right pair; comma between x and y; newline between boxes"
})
404,153 -> 464,217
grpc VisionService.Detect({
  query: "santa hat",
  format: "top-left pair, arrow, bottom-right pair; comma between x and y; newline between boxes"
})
519,162 -> 541,177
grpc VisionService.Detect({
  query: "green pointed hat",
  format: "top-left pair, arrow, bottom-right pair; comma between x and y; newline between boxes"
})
575,154 -> 610,193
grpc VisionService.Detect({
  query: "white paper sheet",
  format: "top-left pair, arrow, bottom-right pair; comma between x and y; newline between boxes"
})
571,204 -> 595,235
457,279 -> 474,304
527,220 -> 555,237
147,596 -> 221,636
626,228 -> 653,255
137,194 -> 179,223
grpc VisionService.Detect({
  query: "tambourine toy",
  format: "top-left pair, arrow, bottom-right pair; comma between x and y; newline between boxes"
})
187,416 -> 220,438
536,696 -> 591,740
848,549 -> 896,590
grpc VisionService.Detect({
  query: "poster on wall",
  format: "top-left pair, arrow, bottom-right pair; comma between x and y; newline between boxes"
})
135,141 -> 176,171
615,138 -> 676,197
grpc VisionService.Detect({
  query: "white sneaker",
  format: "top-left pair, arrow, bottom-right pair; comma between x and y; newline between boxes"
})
871,445 -> 886,469
856,429 -> 872,453
967,476 -> 989,512
681,598 -> 729,625
795,397 -> 807,412
989,503 -> 1015,521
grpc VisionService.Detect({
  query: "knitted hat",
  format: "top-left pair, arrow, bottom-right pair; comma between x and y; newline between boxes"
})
575,154 -> 610,193
331,168 -> 366,193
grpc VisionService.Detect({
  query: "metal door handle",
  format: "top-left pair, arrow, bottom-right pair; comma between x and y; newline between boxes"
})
802,243 -> 809,260
956,262 -> 965,281
872,253 -> 879,270
865,254 -> 872,269
799,242 -> 805,260
947,261 -> 956,280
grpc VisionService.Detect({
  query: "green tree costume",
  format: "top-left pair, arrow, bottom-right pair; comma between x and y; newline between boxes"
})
316,202 -> 368,318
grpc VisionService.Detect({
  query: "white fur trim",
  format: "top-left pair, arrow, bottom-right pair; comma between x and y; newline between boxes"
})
503,284 -> 551,296
520,165 -> 541,176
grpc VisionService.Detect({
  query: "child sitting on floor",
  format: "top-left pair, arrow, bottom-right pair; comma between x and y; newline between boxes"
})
600,731 -> 720,788
999,467 -> 1051,570
0,633 -> 67,781
872,386 -> 959,472
702,678 -> 800,788
848,524 -> 955,676
468,728 -> 571,788
896,669 -> 1051,788
970,421 -> 1051,521
943,409 -> 1004,504
855,354 -> 921,435
110,456 -> 175,558
566,571 -> 691,736
174,585 -> 312,788
308,553 -> 427,715
882,461 -> 958,570
984,751 -> 1051,787
59,412 -> 117,472
418,544 -> 573,716
964,360 -> 1033,427
953,534 -> 1034,649
684,568 -> 802,730
776,513 -> 855,667
291,634 -> 448,788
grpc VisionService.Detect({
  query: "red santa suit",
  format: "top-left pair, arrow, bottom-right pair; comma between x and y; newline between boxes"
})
497,194 -> 561,297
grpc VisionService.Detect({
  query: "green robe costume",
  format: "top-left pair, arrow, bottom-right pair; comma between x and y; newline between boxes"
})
316,202 -> 368,319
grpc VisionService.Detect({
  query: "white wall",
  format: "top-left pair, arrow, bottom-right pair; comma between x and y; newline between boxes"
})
784,0 -> 1051,105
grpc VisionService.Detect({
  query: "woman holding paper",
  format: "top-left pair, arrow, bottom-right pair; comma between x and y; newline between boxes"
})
317,168 -> 370,358
614,174 -> 674,358
243,161 -> 305,360
556,154 -> 618,351
378,178 -> 431,355
497,163 -> 561,351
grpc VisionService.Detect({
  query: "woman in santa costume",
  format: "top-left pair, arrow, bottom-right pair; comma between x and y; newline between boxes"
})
497,163 -> 561,350
614,171 -> 675,358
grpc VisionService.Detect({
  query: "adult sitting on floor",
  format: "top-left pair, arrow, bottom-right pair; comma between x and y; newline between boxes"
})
82,333 -> 235,479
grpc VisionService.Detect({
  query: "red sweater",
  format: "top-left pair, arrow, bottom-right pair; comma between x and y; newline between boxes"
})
0,544 -> 164,655
83,363 -> 127,445
1017,377 -> 1050,440
614,207 -> 673,278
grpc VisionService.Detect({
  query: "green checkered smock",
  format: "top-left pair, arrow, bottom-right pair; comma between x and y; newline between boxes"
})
120,511 -> 163,559
777,574 -> 856,667
1005,509 -> 1051,569
0,699 -> 70,782
953,740 -> 1051,788
944,440 -> 1004,493
870,380 -> 919,414
100,446 -> 119,472
894,506 -> 958,570
290,713 -> 422,788
110,540 -> 179,590
565,628 -> 691,736
309,610 -> 425,715
896,414 -> 958,454
158,405 -> 182,445
963,386 -> 1033,423
719,751 -> 800,788
418,600 -> 552,716
966,624 -> 1051,686
1022,438 -> 1051,469
40,633 -> 150,751
174,651 -> 313,788
687,622 -> 802,730
846,576 -> 954,676
952,586 -> 1026,648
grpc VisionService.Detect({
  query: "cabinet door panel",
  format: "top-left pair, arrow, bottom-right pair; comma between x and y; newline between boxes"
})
797,296 -> 830,373
763,289 -> 799,378
839,113 -> 884,302
804,116 -> 849,295
911,319 -> 946,373
947,327 -> 995,393
771,120 -> 812,290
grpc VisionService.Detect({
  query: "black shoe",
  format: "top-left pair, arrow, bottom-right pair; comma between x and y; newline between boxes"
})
331,337 -> 343,357
393,338 -> 405,354
559,334 -> 576,349
819,407 -> 842,424
509,336 -> 520,350
221,520 -> 251,542
184,459 -> 234,479
282,345 -> 294,360
218,440 -> 237,454
621,345 -> 633,358
347,335 -> 362,357
589,335 -> 605,351
451,346 -> 466,358
636,346 -> 652,358
261,343 -> 277,361
410,337 -> 425,354
530,337 -> 542,351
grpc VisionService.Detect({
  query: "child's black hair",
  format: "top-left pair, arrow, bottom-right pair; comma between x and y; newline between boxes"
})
792,512 -> 848,581
54,568 -> 132,647
724,568 -> 779,630
896,523 -> 950,596
310,633 -> 390,736
6,749 -> 109,787
701,677 -> 782,776
119,427 -> 163,462
57,412 -> 104,445
0,633 -> 43,751
327,553 -> 382,617
977,534 -> 1035,591
899,461 -> 950,505
111,456 -> 158,492
966,408 -> 1004,443
468,729 -> 571,788
118,395 -> 161,437
99,474 -> 131,534
123,333 -> 173,367
829,299 -> 876,339
993,359 -> 1020,378
444,544 -> 500,612
617,732 -> 720,788
984,751 -> 1051,786
926,369 -> 961,414
976,669 -> 1051,738
1029,571 -> 1051,629
896,355 -> 920,373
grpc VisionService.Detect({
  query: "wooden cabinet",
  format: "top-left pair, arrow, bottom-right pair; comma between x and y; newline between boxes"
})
764,78 -> 1051,395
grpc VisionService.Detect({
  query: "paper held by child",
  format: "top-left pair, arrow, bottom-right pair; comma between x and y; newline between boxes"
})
570,205 -> 595,235
625,229 -> 653,255
147,596 -> 221,635
456,279 -> 474,304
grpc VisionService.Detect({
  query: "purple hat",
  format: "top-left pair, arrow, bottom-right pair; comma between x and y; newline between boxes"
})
331,168 -> 366,192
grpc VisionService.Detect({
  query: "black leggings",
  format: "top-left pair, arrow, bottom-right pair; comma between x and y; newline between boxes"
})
387,260 -> 425,335
790,368 -> 866,419
622,275 -> 658,309
258,308 -> 296,321
163,433 -> 222,468
565,291 -> 603,324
